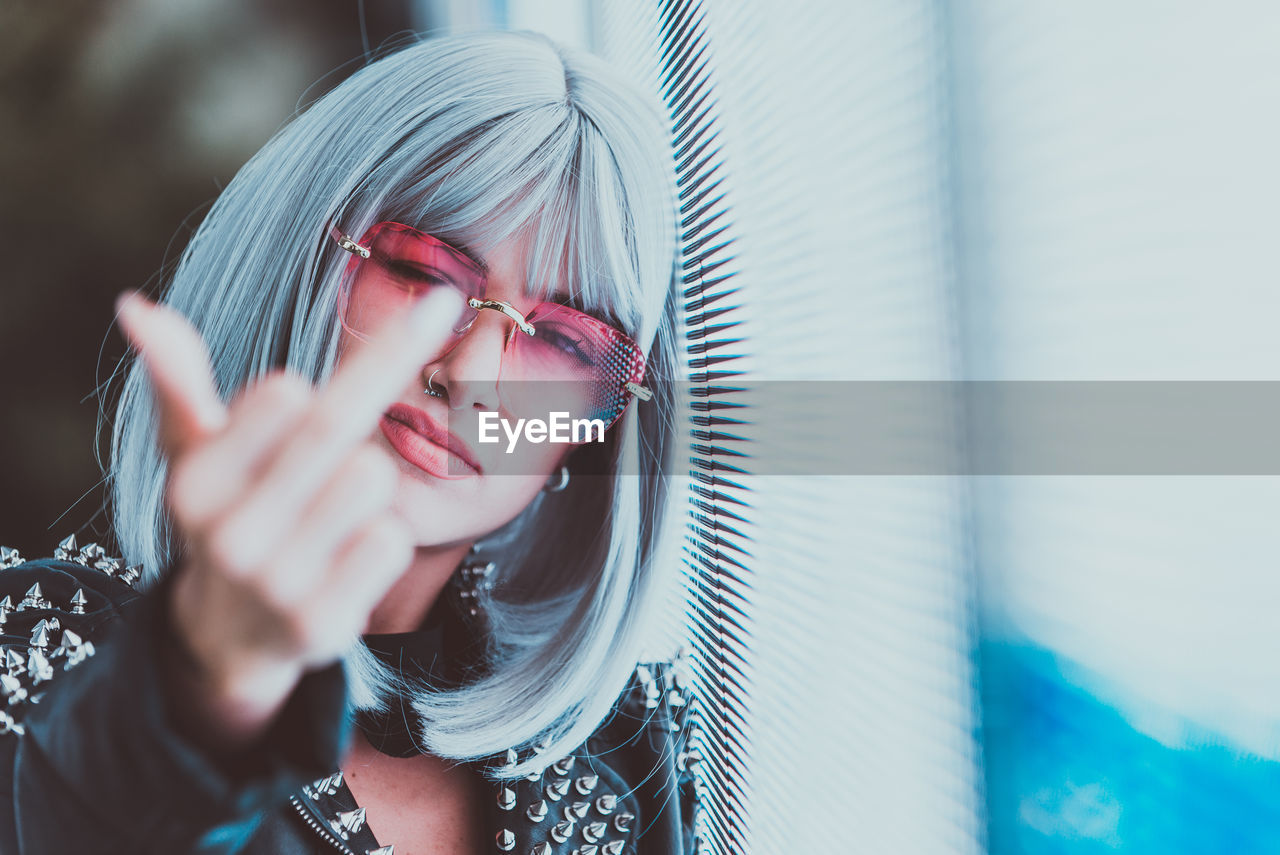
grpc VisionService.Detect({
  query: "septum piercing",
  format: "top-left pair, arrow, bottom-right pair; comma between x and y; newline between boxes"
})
424,368 -> 444,398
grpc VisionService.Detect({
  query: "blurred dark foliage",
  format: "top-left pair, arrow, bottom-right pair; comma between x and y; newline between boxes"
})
0,0 -> 419,557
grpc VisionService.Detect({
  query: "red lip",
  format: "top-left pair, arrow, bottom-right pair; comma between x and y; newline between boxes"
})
382,402 -> 483,476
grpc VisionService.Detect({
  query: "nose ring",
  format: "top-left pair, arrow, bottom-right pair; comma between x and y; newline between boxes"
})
424,368 -> 444,398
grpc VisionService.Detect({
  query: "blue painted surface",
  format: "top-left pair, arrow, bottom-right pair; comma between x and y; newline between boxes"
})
981,641 -> 1280,853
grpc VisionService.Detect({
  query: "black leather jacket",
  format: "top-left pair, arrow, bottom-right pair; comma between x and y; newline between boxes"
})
0,539 -> 699,854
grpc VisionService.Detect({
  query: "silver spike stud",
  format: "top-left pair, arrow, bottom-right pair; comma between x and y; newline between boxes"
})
308,771 -> 343,798
307,773 -> 338,799
0,545 -> 22,568
595,794 -> 617,815
54,534 -> 77,561
546,778 -> 570,801
680,748 -> 704,772
26,648 -> 53,684
94,557 -> 120,577
366,847 -> 394,855
496,829 -> 516,852
29,620 -> 50,651
575,774 -> 599,795
59,632 -> 94,669
0,710 -> 25,736
613,812 -> 634,833
526,800 -> 548,823
533,735 -> 552,754
531,843 -> 553,855
69,588 -> 88,615
118,565 -> 142,586
568,801 -> 591,820
19,583 -> 49,611
80,542 -> 105,563
583,821 -> 607,843
5,649 -> 24,676
0,673 -> 27,704
330,807 -> 366,838
497,787 -> 516,810
0,595 -> 12,616
577,847 -> 599,855
502,747 -> 519,769
550,821 -> 575,844
552,756 -> 575,776
602,841 -> 625,855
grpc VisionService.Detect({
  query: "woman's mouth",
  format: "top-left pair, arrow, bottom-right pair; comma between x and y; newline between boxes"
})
379,404 -> 482,479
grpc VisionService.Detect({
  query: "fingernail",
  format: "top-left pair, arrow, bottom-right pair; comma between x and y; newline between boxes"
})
115,292 -> 154,351
116,290 -> 146,319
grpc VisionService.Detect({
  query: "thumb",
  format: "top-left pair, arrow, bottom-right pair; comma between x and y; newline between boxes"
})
116,290 -> 229,462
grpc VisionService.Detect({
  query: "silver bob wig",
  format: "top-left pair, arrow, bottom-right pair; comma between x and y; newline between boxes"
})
106,30 -> 681,778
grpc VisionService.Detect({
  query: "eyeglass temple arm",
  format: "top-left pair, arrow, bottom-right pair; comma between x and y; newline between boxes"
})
625,382 -> 653,401
329,226 -> 371,259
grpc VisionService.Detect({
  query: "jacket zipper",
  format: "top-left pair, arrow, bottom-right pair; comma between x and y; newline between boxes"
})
288,793 -> 358,855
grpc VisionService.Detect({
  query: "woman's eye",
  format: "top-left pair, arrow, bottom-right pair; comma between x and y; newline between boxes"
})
539,325 -> 592,364
380,259 -> 451,287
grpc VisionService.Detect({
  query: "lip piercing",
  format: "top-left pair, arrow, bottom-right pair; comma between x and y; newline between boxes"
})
424,369 -> 443,398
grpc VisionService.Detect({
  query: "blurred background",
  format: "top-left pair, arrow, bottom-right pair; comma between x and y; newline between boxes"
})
0,0 -> 593,549
4,1 -> 1280,852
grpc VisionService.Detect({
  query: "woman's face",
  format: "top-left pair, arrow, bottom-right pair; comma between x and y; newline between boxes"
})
336,228 -> 586,548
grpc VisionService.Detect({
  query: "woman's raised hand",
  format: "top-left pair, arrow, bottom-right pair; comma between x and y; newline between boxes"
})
115,288 -> 462,748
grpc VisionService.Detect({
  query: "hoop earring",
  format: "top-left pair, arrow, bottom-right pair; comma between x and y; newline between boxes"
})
543,464 -> 570,493
424,368 -> 443,398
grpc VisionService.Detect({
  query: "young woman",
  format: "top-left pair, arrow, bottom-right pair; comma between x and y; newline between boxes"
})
0,30 -> 696,855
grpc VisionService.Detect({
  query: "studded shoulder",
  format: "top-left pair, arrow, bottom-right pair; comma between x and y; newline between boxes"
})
0,534 -> 145,737
635,651 -> 702,853
468,652 -> 703,855
631,653 -> 693,722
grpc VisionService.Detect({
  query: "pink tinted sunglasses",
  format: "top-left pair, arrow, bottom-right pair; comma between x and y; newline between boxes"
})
331,221 -> 652,429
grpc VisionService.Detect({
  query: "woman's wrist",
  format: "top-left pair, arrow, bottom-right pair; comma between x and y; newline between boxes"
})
158,583 -> 303,758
